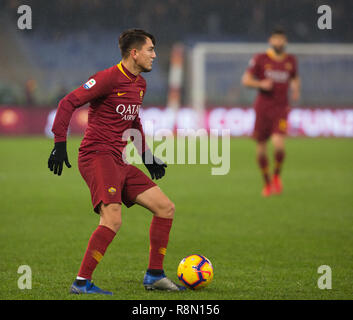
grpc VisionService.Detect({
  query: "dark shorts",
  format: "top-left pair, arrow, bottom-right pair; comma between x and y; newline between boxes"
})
78,151 -> 156,214
253,107 -> 289,142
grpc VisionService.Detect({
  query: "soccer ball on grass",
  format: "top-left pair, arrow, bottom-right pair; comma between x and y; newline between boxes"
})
177,254 -> 214,290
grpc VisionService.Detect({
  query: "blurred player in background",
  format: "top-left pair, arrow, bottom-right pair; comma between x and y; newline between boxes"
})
242,28 -> 301,197
48,29 -> 185,294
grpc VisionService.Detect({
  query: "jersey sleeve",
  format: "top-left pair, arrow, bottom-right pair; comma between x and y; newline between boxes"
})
246,54 -> 262,78
131,114 -> 148,156
51,70 -> 113,143
290,55 -> 298,79
69,70 -> 113,106
131,80 -> 148,155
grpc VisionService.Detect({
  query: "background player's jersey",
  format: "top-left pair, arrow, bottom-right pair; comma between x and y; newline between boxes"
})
247,49 -> 297,110
52,62 -> 147,162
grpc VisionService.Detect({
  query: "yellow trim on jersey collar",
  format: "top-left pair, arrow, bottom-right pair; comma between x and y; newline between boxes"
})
266,48 -> 287,61
117,61 -> 139,82
117,61 -> 132,81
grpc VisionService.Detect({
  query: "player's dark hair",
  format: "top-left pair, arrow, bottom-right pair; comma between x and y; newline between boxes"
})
271,27 -> 287,37
119,29 -> 156,59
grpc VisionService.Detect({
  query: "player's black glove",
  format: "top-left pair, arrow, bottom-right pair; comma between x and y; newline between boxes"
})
142,149 -> 167,180
48,141 -> 72,176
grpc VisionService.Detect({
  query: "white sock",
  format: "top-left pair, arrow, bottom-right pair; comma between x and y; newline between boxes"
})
76,276 -> 87,281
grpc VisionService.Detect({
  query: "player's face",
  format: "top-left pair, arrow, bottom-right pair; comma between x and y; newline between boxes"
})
269,34 -> 287,54
135,37 -> 156,73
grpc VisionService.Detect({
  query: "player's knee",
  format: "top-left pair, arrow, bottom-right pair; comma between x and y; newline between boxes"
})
110,216 -> 122,231
168,201 -> 176,219
100,203 -> 122,232
158,200 -> 175,219
272,134 -> 285,149
256,142 -> 267,156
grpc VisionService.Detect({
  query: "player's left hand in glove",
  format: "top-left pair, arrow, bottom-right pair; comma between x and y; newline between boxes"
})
142,149 -> 167,180
48,141 -> 72,176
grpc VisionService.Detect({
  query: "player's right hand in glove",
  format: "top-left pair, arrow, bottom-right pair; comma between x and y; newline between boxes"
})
48,141 -> 72,176
142,149 -> 167,180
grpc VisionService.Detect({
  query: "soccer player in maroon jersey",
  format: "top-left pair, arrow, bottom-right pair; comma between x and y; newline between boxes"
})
242,28 -> 301,197
48,29 -> 185,294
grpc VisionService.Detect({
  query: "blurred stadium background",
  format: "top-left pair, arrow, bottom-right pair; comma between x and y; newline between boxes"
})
0,0 -> 353,137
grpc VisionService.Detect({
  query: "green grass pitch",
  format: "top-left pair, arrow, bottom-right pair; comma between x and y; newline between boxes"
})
0,136 -> 352,300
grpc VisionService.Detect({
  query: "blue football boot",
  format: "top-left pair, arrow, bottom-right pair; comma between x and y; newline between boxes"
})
70,280 -> 113,295
143,271 -> 186,291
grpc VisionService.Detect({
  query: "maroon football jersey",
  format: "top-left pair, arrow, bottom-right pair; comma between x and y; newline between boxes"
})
247,49 -> 297,111
52,62 -> 147,161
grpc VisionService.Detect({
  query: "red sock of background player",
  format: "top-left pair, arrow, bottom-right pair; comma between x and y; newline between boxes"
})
76,225 -> 116,281
274,150 -> 285,176
257,154 -> 271,186
148,216 -> 173,275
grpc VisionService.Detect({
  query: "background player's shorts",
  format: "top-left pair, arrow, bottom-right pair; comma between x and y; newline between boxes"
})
78,151 -> 156,214
253,106 -> 289,142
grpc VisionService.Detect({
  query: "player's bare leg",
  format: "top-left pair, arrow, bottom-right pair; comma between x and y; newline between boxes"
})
135,186 -> 175,219
256,141 -> 272,197
70,203 -> 121,295
99,203 -> 123,232
271,133 -> 286,194
134,186 -> 185,291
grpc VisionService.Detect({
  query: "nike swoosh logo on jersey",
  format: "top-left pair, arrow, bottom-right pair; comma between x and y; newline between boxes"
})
117,92 -> 127,96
